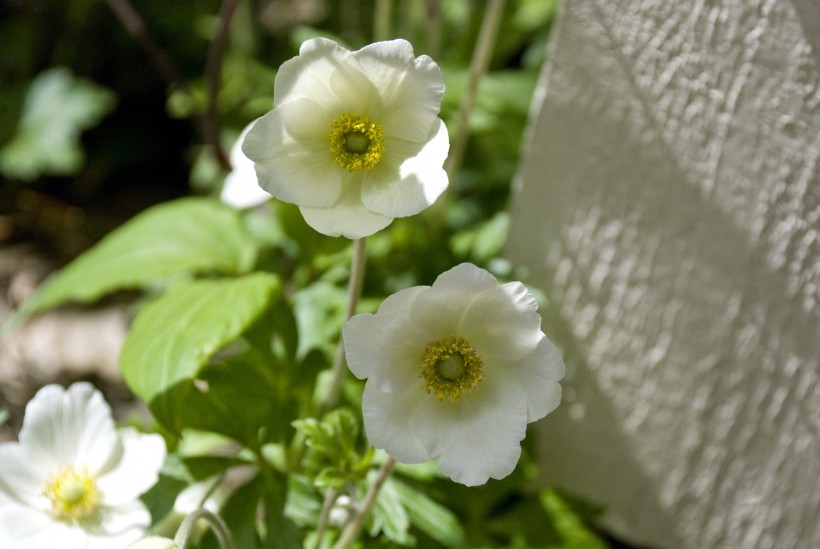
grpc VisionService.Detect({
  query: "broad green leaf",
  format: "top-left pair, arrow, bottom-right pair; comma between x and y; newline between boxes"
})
392,479 -> 467,547
27,198 -> 257,313
0,67 -> 116,179
120,273 -> 280,430
178,357 -> 298,446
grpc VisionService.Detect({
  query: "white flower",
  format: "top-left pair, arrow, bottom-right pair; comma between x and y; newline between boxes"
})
343,263 -> 565,486
126,536 -> 177,549
242,38 -> 449,238
0,383 -> 166,548
220,119 -> 272,209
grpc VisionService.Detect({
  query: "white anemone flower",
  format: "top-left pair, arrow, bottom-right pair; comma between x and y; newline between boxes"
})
220,119 -> 272,209
343,263 -> 565,486
242,37 -> 449,238
127,536 -> 177,549
0,383 -> 166,548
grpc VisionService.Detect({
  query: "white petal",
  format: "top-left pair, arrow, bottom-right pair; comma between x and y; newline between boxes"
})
19,383 -> 118,473
92,501 -> 152,542
361,120 -> 449,218
361,382 -> 431,464
275,97 -> 336,143
343,287 -> 428,391
275,38 -> 377,111
126,536 -> 178,549
221,120 -> 271,209
408,263 -> 498,337
410,378 -> 528,486
461,282 -> 544,361
495,336 -> 565,422
0,443 -> 46,507
97,429 -> 165,505
353,40 -> 445,142
0,503 -> 86,548
299,176 -> 392,238
244,109 -> 342,208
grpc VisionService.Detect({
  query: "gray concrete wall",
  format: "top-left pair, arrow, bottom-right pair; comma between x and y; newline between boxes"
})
506,1 -> 820,547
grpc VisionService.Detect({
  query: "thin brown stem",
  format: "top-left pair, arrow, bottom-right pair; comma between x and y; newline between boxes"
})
204,0 -> 243,171
332,458 -> 396,549
104,0 -> 187,92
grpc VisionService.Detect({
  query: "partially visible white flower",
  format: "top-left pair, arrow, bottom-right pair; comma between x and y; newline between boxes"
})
127,536 -> 177,549
243,38 -> 449,238
0,383 -> 166,548
220,119 -> 272,209
343,263 -> 565,486
173,477 -> 225,516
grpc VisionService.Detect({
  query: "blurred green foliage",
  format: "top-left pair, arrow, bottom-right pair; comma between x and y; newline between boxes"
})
1,0 -> 616,547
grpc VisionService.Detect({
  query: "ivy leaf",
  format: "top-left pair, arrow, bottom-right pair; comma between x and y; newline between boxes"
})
0,67 -> 116,180
27,197 -> 258,314
120,273 -> 280,431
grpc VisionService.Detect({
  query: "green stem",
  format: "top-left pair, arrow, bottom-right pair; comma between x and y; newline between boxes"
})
444,0 -> 506,181
312,486 -> 338,549
174,508 -> 233,549
318,237 -> 367,415
332,458 -> 396,549
374,0 -> 392,41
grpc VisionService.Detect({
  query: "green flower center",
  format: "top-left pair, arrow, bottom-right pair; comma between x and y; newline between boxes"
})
329,112 -> 384,171
44,466 -> 99,522
419,336 -> 484,403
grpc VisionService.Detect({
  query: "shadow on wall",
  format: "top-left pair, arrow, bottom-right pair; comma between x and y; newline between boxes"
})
506,32 -> 820,547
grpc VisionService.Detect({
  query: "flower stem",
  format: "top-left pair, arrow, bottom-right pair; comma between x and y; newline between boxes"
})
318,237 -> 367,416
444,0 -> 506,181
373,0 -> 392,42
104,0 -> 187,92
332,458 -> 396,549
204,0 -> 243,172
174,508 -> 233,549
312,486 -> 338,549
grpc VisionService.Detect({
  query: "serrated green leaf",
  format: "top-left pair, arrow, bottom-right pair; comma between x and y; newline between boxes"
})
0,67 -> 116,180
120,273 -> 280,430
27,197 -> 258,314
392,479 -> 467,547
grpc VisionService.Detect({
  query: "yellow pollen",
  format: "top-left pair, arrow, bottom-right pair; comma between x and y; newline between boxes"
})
329,112 -> 384,171
419,336 -> 484,403
44,466 -> 99,522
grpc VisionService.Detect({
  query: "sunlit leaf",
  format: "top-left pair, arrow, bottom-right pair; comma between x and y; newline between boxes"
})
27,197 -> 258,314
120,273 -> 280,430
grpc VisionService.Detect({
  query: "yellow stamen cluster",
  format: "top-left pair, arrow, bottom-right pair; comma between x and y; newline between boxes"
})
329,112 -> 384,171
43,466 -> 99,522
419,336 -> 484,403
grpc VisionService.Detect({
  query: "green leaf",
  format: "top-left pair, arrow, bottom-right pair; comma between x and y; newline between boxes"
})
392,479 -> 467,547
369,477 -> 413,546
0,67 -> 116,180
178,357 -> 297,446
292,281 -> 348,359
27,198 -> 258,313
120,273 -> 280,430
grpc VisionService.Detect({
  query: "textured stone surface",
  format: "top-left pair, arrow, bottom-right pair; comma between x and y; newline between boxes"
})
506,1 -> 820,548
